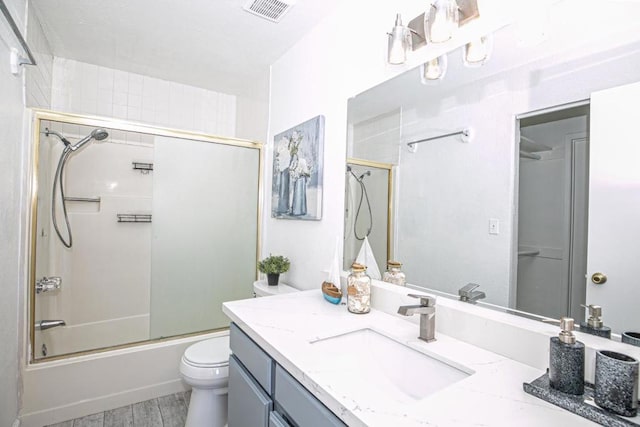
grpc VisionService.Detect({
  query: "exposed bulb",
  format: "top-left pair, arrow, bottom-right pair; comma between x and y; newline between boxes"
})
388,14 -> 412,65
463,36 -> 492,67
420,55 -> 447,84
427,0 -> 459,43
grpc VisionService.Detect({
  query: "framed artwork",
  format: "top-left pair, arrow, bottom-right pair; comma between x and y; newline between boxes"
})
271,115 -> 324,220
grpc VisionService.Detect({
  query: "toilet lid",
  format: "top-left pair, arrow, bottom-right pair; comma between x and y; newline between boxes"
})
183,336 -> 230,368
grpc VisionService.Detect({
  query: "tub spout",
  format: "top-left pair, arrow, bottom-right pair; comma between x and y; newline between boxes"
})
36,320 -> 66,330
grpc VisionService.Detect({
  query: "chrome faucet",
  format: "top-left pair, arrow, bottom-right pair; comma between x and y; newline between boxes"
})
397,294 -> 436,342
458,283 -> 486,303
35,320 -> 66,330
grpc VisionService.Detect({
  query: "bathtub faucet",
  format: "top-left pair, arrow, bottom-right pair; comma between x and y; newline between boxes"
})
35,320 -> 66,330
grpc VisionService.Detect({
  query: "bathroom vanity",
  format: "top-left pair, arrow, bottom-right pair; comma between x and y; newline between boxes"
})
223,287 -> 602,426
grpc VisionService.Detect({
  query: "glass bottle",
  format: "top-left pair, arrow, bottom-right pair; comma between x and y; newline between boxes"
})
383,260 -> 406,286
347,263 -> 371,314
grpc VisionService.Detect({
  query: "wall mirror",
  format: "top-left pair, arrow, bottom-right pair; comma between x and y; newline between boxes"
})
30,110 -> 262,361
344,2 -> 640,337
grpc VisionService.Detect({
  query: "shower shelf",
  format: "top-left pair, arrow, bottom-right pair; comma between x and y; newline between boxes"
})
117,214 -> 152,223
132,162 -> 153,173
64,196 -> 101,203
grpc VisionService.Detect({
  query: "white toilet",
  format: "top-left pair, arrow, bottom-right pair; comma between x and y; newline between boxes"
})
180,280 -> 298,427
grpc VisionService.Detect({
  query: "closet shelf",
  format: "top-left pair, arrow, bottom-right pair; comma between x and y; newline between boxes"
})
519,151 -> 541,160
520,135 -> 551,153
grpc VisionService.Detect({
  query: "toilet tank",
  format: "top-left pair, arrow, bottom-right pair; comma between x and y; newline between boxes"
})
253,280 -> 299,297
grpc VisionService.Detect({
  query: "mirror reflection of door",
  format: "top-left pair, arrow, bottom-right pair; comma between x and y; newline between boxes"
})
515,104 -> 589,321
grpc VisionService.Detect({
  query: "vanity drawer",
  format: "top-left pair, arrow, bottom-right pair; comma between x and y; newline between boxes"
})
230,322 -> 273,393
274,364 -> 346,427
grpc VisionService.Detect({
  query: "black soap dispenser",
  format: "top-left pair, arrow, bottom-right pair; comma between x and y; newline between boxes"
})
549,317 -> 585,395
579,304 -> 612,339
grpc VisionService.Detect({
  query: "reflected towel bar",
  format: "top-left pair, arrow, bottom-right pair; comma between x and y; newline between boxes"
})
407,129 -> 471,148
0,0 -> 37,66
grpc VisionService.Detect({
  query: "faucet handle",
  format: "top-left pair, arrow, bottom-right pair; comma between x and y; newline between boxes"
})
458,283 -> 479,295
407,294 -> 436,307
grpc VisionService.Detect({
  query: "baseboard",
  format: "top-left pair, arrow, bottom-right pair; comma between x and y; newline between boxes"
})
19,379 -> 189,427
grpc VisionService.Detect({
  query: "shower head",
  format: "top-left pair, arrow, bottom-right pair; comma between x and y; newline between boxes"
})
69,128 -> 109,151
359,171 -> 371,180
91,128 -> 109,141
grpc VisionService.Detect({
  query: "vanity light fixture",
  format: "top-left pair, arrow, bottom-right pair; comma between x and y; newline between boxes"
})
387,13 -> 412,65
463,35 -> 492,67
420,54 -> 448,84
426,0 -> 459,43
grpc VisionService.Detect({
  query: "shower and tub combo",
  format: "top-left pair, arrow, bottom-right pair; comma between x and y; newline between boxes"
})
23,111 -> 262,425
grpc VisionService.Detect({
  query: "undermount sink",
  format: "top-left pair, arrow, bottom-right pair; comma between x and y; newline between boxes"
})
310,328 -> 471,401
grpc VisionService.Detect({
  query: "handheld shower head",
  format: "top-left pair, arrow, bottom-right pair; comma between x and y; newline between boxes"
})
69,128 -> 109,151
359,171 -> 371,180
92,128 -> 109,141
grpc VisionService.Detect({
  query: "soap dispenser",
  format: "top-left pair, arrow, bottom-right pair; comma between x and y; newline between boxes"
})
579,304 -> 612,339
549,317 -> 585,395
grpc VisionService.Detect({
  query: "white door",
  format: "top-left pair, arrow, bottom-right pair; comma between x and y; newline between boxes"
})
586,81 -> 640,333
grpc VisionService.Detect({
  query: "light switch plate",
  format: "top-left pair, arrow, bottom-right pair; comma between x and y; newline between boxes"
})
489,218 -> 499,235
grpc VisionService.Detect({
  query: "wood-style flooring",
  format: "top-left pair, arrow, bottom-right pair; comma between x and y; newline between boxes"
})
46,391 -> 191,427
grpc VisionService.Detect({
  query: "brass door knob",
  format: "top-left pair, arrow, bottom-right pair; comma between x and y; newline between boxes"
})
591,273 -> 607,285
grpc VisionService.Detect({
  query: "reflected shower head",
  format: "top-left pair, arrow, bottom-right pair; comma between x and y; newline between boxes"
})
359,171 -> 371,180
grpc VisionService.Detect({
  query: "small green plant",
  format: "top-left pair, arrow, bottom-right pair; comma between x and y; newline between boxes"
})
258,255 -> 290,275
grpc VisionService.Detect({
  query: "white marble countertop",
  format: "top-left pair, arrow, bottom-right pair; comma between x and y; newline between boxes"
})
223,290 -> 596,426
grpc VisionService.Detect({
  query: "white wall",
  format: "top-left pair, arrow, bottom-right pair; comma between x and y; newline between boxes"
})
25,0 -> 53,109
0,0 -> 28,424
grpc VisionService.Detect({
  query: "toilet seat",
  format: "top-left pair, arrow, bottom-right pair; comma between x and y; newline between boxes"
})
183,336 -> 230,368
180,336 -> 230,386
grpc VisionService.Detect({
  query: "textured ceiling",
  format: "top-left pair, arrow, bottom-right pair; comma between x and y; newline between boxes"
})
31,0 -> 341,98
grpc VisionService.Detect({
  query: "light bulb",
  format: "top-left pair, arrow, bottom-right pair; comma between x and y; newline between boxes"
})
421,55 -> 447,84
387,14 -> 411,65
427,0 -> 459,43
463,36 -> 492,67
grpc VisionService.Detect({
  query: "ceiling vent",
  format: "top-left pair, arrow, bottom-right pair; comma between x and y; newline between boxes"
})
243,0 -> 295,23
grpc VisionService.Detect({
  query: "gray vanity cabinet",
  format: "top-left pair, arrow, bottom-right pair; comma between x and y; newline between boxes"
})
229,322 -> 346,427
228,355 -> 272,427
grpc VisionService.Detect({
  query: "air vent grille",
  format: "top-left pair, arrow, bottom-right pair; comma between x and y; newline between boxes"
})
243,0 -> 294,23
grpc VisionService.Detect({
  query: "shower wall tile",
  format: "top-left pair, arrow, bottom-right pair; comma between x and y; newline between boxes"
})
51,58 -> 237,136
26,2 -> 54,108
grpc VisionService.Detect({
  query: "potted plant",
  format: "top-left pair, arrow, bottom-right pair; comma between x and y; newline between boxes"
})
258,255 -> 290,286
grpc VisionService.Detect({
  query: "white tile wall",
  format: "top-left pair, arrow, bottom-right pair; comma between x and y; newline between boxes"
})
51,58 -> 237,136
25,0 -> 54,108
